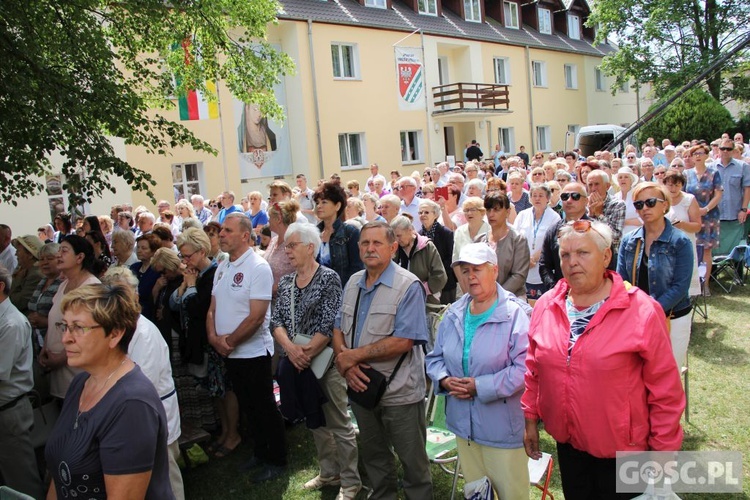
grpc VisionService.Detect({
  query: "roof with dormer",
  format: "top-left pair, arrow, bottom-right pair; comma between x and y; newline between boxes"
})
277,0 -> 613,57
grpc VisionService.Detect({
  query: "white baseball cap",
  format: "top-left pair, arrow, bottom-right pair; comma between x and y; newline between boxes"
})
452,243 -> 497,267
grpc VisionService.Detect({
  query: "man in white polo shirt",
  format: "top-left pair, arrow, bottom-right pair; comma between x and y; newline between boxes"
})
207,213 -> 286,482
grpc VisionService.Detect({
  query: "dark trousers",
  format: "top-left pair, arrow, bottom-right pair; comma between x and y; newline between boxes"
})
557,442 -> 638,500
225,354 -> 287,466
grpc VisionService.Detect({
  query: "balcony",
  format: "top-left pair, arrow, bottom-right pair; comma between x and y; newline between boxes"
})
432,83 -> 511,115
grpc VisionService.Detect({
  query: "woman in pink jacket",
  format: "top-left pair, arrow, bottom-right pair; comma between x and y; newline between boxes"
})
522,219 -> 685,499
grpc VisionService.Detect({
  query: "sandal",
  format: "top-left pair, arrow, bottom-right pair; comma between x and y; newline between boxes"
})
213,441 -> 241,459
205,439 -> 223,454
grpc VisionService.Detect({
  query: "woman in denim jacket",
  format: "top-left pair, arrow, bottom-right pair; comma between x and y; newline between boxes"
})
617,182 -> 694,369
314,182 -> 363,287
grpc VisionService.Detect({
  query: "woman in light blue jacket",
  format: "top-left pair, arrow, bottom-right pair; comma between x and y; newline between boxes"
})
426,243 -> 530,500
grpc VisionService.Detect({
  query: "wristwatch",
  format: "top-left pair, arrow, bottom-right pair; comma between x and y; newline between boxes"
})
741,208 -> 748,213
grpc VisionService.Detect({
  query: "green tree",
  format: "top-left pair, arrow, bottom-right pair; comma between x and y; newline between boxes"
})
637,89 -> 735,144
0,0 -> 294,208
589,0 -> 749,102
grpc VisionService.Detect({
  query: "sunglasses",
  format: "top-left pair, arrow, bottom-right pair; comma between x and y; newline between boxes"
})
719,147 -> 734,151
560,192 -> 583,201
559,219 -> 605,238
633,197 -> 665,210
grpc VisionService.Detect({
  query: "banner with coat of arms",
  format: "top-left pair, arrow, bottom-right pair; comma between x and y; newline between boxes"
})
395,47 -> 425,111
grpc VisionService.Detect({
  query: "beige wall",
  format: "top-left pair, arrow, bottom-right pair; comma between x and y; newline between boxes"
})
0,138 -> 132,235
3,19 -> 642,232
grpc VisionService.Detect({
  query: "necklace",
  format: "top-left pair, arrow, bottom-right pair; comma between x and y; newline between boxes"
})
74,358 -> 127,430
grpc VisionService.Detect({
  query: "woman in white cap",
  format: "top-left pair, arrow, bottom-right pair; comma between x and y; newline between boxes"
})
614,166 -> 642,237
427,243 -> 530,499
9,235 -> 45,315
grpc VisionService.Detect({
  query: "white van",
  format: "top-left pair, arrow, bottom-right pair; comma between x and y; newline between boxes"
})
573,124 -> 636,158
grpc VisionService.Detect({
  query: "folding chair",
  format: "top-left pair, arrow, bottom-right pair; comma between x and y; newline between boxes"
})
692,245 -> 708,320
710,245 -> 747,293
425,391 -> 461,500
528,452 -> 555,500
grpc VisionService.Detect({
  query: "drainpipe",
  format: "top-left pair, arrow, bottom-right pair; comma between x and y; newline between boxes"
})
525,45 -> 535,152
420,29 -> 433,166
308,19 -> 325,180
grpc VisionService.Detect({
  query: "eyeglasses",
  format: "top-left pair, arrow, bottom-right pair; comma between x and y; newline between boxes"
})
178,250 -> 197,260
633,198 -> 665,210
560,192 -> 583,201
654,171 -> 666,176
692,151 -> 706,157
55,322 -> 102,337
532,172 -> 544,176
550,188 -> 560,192
627,156 -> 636,159
284,241 -> 307,251
719,147 -> 734,151
417,211 -> 433,215
209,204 -> 218,208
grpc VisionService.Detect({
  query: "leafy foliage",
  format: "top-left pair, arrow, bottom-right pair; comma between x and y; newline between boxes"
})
637,89 -> 735,144
0,0 -> 294,209
589,0 -> 749,102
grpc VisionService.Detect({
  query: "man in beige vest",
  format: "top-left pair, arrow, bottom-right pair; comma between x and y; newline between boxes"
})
333,221 -> 433,499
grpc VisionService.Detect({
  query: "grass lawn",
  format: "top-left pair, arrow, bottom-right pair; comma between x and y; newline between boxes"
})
182,284 -> 750,499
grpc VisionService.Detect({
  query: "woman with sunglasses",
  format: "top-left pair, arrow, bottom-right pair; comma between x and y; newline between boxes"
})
617,182 -> 694,369
524,219 -> 684,499
684,144 -> 723,292
45,283 -> 173,499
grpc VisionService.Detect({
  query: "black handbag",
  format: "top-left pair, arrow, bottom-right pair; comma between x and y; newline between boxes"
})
346,290 -> 408,410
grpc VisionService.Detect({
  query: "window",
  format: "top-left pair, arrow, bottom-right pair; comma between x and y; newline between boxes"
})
532,61 -> 547,87
493,57 -> 511,85
331,43 -> 358,79
339,133 -> 365,169
595,67 -> 604,91
418,0 -> 438,15
564,64 -> 578,89
567,124 -> 580,135
400,131 -> 423,164
464,0 -> 481,22
172,163 -> 203,201
538,8 -> 552,34
568,14 -> 580,39
498,127 -> 515,154
365,0 -> 387,8
503,1 -> 519,29
536,126 -> 551,152
619,80 -> 629,93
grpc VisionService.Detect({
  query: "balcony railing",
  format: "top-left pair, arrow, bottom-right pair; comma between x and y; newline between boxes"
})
432,83 -> 510,112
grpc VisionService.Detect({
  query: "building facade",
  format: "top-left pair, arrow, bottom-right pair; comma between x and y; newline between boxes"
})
3,0 -> 642,233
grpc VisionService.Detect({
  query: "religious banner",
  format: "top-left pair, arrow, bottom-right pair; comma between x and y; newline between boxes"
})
395,46 -> 425,111
234,44 -> 292,180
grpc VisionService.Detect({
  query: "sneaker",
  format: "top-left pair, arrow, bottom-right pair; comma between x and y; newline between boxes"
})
336,484 -> 362,500
250,464 -> 285,483
703,286 -> 711,297
303,474 -> 341,490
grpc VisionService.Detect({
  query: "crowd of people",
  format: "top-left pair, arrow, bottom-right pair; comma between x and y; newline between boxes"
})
1,131 -> 749,499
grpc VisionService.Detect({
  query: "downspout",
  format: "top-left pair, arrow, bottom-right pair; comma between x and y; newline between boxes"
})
524,45 -> 535,152
308,19 -> 325,180
421,29 -> 433,166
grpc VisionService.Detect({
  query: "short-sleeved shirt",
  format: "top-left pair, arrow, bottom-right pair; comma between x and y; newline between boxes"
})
212,247 -> 274,358
334,262 -> 429,347
45,366 -> 174,500
271,266 -> 342,341
715,159 -> 750,220
27,276 -> 63,339
0,298 -> 33,405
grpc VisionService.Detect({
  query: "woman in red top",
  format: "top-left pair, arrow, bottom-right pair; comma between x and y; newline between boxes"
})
522,220 -> 684,499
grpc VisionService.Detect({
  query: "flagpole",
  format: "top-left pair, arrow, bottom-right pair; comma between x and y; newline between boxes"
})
216,83 -> 230,189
